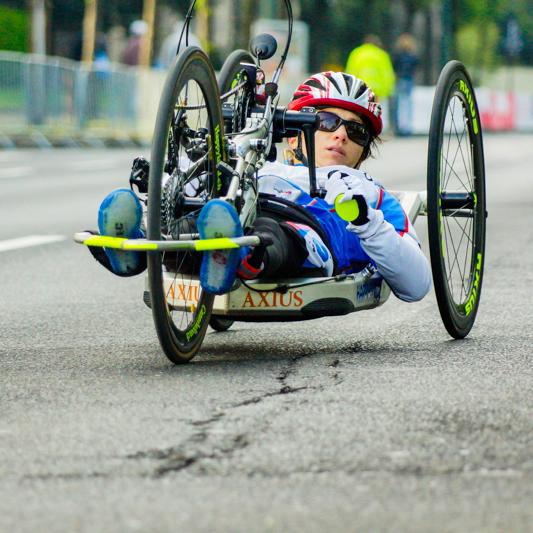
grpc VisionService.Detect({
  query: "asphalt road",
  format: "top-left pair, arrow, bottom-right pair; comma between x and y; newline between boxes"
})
1,135 -> 532,532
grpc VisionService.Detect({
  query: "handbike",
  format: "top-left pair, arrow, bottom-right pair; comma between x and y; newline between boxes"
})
74,0 -> 486,364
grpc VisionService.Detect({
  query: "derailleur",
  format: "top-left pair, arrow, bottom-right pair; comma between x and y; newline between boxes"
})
129,156 -> 149,194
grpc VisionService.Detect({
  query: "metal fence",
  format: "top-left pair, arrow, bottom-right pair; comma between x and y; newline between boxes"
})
0,51 -> 165,146
1,51 -> 532,148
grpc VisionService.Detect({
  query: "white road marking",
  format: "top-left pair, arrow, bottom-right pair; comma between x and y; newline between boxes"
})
0,235 -> 66,252
0,166 -> 34,179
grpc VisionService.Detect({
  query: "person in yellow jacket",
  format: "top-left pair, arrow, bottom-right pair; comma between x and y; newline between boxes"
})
345,35 -> 396,100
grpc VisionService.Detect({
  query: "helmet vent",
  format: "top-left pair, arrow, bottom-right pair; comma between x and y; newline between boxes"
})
306,79 -> 325,91
326,74 -> 342,94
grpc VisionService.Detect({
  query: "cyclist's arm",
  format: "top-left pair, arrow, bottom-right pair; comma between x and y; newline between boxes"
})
323,166 -> 431,302
354,210 -> 431,302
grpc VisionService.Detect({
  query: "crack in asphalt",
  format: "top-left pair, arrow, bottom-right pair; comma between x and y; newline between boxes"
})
123,356 -> 311,477
154,433 -> 249,477
128,429 -> 250,478
125,355 -> 344,478
276,355 -> 301,386
232,354 -> 328,407
230,385 -> 310,409
21,357 -> 350,482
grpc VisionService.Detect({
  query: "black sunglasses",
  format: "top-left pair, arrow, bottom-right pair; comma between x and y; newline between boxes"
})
317,111 -> 370,147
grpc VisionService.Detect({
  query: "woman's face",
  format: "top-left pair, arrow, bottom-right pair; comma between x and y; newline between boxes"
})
289,107 -> 366,168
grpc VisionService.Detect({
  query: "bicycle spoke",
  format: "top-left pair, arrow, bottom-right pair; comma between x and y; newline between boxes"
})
443,122 -> 469,191
444,98 -> 462,188
442,97 -> 456,189
449,99 -> 470,189
447,215 -> 472,300
460,217 -> 474,299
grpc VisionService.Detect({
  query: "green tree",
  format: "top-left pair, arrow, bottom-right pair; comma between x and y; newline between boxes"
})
454,0 -> 532,67
0,6 -> 28,52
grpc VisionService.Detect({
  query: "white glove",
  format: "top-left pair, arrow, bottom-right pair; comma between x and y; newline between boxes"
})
323,169 -> 369,206
324,169 -> 384,236
324,169 -> 371,226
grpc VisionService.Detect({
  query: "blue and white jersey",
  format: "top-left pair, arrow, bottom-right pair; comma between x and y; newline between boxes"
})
258,161 -> 431,302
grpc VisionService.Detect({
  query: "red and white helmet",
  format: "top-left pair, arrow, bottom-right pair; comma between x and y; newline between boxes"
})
288,71 -> 383,135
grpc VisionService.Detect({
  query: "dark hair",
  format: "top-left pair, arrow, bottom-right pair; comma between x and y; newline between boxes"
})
358,114 -> 381,167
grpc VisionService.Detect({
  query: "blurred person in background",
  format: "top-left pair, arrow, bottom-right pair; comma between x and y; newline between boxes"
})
392,33 -> 419,136
158,20 -> 201,68
121,20 -> 147,66
90,35 -> 111,119
93,35 -> 111,73
345,35 -> 396,102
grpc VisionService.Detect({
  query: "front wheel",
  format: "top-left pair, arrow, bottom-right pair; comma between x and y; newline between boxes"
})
427,60 -> 486,339
147,47 -> 226,363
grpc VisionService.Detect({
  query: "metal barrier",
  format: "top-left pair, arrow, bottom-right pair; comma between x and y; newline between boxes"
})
2,51 -> 531,148
0,51 -> 166,146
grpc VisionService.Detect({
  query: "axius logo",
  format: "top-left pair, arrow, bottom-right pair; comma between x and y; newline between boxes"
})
241,290 -> 303,308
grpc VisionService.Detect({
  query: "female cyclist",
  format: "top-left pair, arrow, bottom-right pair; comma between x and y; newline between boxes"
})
235,71 -> 431,302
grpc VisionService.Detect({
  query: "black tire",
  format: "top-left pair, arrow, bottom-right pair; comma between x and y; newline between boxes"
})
218,49 -> 255,92
209,316 -> 234,332
217,49 -> 255,134
147,47 -> 226,363
427,60 -> 486,339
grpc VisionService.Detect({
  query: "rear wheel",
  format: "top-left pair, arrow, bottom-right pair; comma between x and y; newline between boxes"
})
209,316 -> 234,332
147,47 -> 226,363
427,60 -> 486,339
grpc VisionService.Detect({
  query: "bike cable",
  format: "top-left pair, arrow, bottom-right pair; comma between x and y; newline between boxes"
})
176,0 -> 198,57
239,274 -> 352,295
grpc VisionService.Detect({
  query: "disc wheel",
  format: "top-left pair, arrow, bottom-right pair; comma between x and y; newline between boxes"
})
427,60 -> 486,339
147,46 -> 226,364
218,49 -> 255,134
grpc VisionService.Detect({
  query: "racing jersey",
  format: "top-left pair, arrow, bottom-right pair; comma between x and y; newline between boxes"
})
257,160 -> 431,302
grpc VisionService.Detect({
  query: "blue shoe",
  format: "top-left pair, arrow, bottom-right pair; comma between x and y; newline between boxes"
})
98,188 -> 145,276
197,199 -> 243,295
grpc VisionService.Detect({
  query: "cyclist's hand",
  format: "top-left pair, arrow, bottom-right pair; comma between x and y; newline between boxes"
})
324,170 -> 369,225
